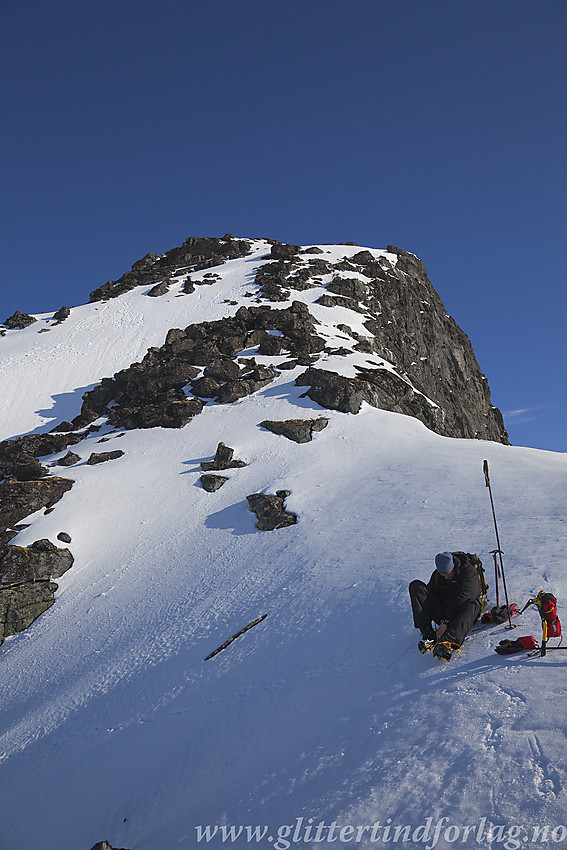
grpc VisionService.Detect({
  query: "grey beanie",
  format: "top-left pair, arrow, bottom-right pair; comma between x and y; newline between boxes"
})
435,551 -> 455,574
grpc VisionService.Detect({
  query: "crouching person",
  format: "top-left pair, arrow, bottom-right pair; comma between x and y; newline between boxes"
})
409,551 -> 481,661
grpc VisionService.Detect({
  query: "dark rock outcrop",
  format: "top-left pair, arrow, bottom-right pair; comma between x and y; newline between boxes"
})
87,450 -> 125,465
304,245 -> 507,442
4,311 -> 37,329
246,491 -> 297,531
0,433 -> 84,480
270,242 -> 301,260
53,306 -> 71,322
89,235 -> 251,302
201,443 -> 246,471
200,474 -> 229,492
90,842 -> 130,850
58,451 -> 81,467
259,418 -> 329,443
0,477 -> 74,536
0,580 -> 58,645
147,280 -> 171,297
0,540 -> 74,645
109,396 -> 203,430
71,301 -> 324,431
254,255 -> 331,301
295,366 -> 444,433
0,539 -> 74,584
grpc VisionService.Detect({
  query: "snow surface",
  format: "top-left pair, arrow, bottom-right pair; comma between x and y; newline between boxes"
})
1,241 -> 566,850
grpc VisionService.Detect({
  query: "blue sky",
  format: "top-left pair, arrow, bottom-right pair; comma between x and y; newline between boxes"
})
1,0 -> 566,452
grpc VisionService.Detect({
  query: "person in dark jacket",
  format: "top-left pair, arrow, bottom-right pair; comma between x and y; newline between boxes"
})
409,551 -> 481,660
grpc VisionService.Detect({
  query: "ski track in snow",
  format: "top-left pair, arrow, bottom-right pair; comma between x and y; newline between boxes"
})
1,240 -> 566,850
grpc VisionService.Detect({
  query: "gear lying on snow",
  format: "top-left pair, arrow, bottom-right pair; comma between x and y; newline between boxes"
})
204,614 -> 268,661
511,591 -> 567,657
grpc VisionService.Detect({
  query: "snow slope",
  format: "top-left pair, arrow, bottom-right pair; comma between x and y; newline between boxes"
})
1,241 -> 566,850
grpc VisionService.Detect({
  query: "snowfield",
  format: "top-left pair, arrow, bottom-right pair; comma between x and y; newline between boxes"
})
0,241 -> 566,850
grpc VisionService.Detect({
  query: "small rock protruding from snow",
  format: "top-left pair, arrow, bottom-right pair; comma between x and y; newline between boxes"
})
4,311 -> 37,330
246,490 -> 297,531
201,443 -> 246,472
86,450 -> 125,466
199,474 -> 229,492
57,451 -> 81,467
259,418 -> 329,444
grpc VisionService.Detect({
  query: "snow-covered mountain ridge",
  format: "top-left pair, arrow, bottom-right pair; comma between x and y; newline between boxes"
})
0,238 -> 565,850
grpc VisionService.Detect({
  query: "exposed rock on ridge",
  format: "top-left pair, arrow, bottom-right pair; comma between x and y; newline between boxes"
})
89,235 -> 251,302
71,301 -> 324,430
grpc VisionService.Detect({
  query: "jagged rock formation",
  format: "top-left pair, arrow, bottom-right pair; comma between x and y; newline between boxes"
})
58,451 -> 81,467
0,433 -> 84,481
63,301 -> 322,432
296,366 -> 443,433
251,243 -> 507,442
0,433 -> 77,641
9,236 -> 504,444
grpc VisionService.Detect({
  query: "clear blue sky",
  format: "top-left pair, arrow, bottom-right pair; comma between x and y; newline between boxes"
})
2,0 -> 566,452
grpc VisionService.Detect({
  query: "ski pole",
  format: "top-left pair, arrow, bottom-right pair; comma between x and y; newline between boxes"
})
490,549 -> 501,607
483,460 -> 515,630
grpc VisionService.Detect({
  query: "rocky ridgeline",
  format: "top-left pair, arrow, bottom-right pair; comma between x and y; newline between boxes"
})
10,238 -> 505,442
2,235 -> 506,442
89,234 -> 252,302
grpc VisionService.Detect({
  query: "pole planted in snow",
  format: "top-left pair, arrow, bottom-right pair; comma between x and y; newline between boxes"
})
483,460 -> 515,630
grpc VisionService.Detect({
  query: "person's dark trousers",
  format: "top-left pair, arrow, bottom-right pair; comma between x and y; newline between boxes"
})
444,599 -> 481,645
409,580 -> 443,638
409,580 -> 480,645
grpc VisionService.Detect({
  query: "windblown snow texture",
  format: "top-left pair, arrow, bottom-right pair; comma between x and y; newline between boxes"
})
0,238 -> 564,850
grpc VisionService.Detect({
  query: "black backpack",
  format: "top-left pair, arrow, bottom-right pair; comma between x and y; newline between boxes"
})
452,551 -> 489,613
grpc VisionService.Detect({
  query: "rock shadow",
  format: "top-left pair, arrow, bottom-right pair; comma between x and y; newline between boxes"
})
11,384 -> 99,440
204,501 -> 259,536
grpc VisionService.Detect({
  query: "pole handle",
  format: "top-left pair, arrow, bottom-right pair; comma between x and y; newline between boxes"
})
483,459 -> 490,487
